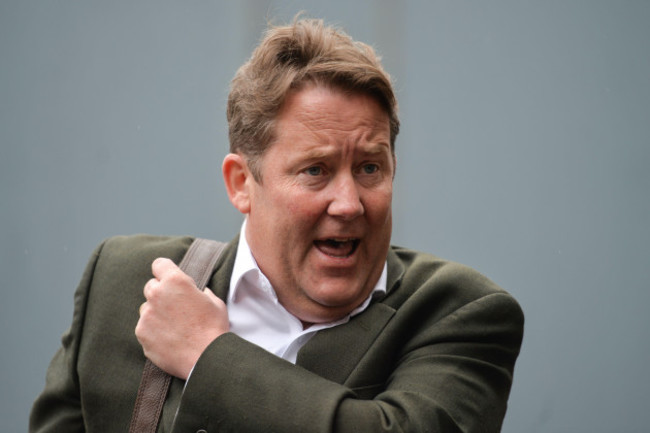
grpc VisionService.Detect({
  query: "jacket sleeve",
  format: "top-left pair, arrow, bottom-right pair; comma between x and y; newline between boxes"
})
29,241 -> 106,433
172,289 -> 524,433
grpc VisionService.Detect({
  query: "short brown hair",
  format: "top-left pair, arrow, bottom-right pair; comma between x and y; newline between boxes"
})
227,17 -> 400,180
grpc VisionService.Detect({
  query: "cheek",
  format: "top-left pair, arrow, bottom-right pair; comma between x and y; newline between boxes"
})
365,189 -> 393,221
286,192 -> 327,221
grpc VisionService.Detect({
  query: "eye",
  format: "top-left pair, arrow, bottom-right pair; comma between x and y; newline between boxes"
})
361,163 -> 379,174
305,166 -> 323,176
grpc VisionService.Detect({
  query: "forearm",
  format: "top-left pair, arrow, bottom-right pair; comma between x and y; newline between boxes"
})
173,333 -> 349,432
173,293 -> 524,433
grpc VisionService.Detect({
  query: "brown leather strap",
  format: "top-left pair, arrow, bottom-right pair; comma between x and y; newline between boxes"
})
177,238 -> 227,292
129,238 -> 227,433
128,359 -> 172,433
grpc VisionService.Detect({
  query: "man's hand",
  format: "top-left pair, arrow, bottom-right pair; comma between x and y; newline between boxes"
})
135,257 -> 229,379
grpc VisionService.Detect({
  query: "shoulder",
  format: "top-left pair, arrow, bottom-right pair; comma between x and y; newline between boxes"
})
96,234 -> 195,265
99,233 -> 195,254
85,235 -> 195,288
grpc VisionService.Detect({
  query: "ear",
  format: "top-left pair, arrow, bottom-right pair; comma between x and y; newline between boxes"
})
222,153 -> 253,214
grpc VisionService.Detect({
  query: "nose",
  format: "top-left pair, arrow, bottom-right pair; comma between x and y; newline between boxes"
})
327,173 -> 364,220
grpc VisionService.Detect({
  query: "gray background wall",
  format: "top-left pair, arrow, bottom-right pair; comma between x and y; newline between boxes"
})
2,1 -> 648,432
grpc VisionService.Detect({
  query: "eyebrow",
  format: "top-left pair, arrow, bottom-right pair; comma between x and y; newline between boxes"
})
362,142 -> 391,154
297,141 -> 390,161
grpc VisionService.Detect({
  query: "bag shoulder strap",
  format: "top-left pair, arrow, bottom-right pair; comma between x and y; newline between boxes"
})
129,238 -> 227,433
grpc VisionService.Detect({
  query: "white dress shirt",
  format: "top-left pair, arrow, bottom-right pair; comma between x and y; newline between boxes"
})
227,219 -> 387,364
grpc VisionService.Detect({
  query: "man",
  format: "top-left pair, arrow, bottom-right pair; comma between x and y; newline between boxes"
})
31,18 -> 524,432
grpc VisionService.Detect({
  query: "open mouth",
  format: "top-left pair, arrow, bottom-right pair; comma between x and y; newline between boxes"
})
314,238 -> 360,258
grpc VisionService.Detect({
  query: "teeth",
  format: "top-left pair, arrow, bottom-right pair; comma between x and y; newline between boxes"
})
327,239 -> 352,245
315,238 -> 359,258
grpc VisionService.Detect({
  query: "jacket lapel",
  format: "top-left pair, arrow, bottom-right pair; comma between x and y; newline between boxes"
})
295,301 -> 395,383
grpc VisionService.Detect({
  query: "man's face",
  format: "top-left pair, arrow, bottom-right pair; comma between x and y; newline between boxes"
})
243,84 -> 394,325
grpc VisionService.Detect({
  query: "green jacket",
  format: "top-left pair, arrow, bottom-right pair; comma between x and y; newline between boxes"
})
30,234 -> 524,432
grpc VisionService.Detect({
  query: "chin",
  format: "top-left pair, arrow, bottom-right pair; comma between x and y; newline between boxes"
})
310,289 -> 366,312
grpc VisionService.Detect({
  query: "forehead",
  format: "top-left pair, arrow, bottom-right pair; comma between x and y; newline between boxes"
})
272,85 -> 391,152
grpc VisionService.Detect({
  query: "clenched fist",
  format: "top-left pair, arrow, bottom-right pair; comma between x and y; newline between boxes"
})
135,257 -> 229,379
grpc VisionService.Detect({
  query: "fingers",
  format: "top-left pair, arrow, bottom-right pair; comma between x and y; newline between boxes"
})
151,257 -> 179,279
145,258 -> 196,300
143,278 -> 158,301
